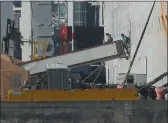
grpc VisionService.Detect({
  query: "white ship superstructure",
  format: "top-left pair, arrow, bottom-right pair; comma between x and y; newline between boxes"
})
100,2 -> 167,86
20,2 -> 32,61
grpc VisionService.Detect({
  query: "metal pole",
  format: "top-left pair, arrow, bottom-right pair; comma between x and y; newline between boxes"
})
30,2 -> 33,60
129,19 -> 131,40
129,19 -> 131,58
71,1 -> 74,51
0,1 -> 2,53
145,56 -> 147,75
108,62 -> 110,84
0,2 -> 1,51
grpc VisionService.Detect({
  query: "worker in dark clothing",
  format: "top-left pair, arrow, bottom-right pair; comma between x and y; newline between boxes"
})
106,33 -> 113,43
121,33 -> 130,57
121,33 -> 130,44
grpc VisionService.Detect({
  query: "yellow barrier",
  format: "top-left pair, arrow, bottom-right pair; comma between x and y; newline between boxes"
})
33,41 -> 48,60
7,90 -> 35,102
7,88 -> 138,102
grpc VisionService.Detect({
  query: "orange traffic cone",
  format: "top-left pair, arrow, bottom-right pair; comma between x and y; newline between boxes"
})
155,87 -> 165,100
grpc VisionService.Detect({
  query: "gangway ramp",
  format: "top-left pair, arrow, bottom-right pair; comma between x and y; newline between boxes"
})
19,40 -> 126,75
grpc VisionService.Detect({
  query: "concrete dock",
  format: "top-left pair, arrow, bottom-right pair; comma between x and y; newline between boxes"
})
0,101 -> 167,123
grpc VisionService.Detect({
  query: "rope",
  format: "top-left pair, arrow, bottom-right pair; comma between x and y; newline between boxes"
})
162,82 -> 168,87
92,65 -> 104,84
143,72 -> 168,88
81,64 -> 103,83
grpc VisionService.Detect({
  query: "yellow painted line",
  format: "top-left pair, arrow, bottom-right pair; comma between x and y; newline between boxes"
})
6,89 -> 138,102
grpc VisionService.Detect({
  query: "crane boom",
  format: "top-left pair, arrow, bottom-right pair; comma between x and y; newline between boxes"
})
19,40 -> 127,75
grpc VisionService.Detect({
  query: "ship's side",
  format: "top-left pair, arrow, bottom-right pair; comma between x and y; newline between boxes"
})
102,2 -> 167,86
